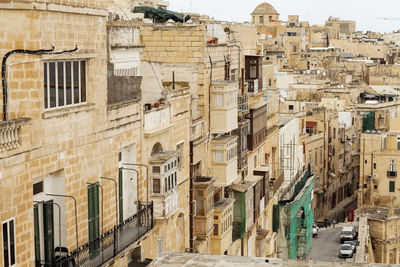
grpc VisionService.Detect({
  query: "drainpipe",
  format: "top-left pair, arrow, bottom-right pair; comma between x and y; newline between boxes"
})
1,46 -> 77,121
189,141 -> 195,251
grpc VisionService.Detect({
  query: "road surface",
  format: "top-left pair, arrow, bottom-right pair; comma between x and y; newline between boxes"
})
311,226 -> 346,262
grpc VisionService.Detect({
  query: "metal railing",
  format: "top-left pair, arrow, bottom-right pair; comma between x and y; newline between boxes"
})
387,171 -> 397,178
55,202 -> 153,267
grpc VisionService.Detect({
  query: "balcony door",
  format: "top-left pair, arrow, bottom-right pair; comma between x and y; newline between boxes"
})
87,183 -> 100,258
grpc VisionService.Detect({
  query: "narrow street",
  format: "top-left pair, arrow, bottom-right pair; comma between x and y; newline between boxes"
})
311,226 -> 345,262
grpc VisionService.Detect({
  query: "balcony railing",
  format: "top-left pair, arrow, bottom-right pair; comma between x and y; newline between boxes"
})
387,171 -> 397,178
55,202 -> 154,267
247,79 -> 258,94
0,118 -> 29,152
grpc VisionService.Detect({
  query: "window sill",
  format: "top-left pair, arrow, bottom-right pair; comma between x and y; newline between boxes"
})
42,103 -> 95,119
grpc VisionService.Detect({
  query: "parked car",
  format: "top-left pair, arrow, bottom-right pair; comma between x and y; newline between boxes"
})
340,226 -> 356,243
312,223 -> 319,237
339,244 -> 354,258
344,241 -> 357,253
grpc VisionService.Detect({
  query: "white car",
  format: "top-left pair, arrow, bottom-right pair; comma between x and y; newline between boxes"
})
339,244 -> 354,258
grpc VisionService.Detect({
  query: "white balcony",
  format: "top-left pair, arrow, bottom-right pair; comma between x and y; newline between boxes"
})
153,188 -> 178,220
210,80 -> 238,134
144,106 -> 171,136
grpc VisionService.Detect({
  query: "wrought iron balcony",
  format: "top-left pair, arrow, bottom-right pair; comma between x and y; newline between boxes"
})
55,202 -> 154,267
387,171 -> 397,178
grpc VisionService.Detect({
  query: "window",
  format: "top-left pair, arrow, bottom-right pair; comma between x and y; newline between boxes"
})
152,166 -> 160,174
249,65 -> 257,79
259,16 -> 264,24
174,172 -> 177,187
213,94 -> 224,107
3,219 -> 16,267
230,69 -> 236,81
213,151 -> 224,163
374,163 -> 376,169
397,138 -> 400,150
44,60 -> 86,109
153,178 -> 161,194
389,181 -> 395,192
196,199 -> 204,216
197,189 -> 204,197
333,128 -> 336,139
33,181 -> 43,195
254,155 -> 257,168
289,105 -> 294,110
213,224 -> 218,236
293,45 -> 297,53
268,79 -> 272,87
390,160 -> 396,171
176,142 -> 183,168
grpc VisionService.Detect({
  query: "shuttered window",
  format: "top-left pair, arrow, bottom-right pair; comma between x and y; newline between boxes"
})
213,151 -> 224,163
213,94 -> 224,107
88,183 -> 100,258
43,200 -> 54,265
153,178 -> 161,194
34,205 -> 41,264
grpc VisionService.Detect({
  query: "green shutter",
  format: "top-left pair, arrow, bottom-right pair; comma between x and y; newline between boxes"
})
88,183 -> 100,258
43,200 -> 54,265
273,204 -> 280,232
34,204 -> 41,264
118,168 -> 123,224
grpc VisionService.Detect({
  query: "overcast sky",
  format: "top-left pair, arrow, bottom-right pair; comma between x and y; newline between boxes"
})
168,0 -> 400,33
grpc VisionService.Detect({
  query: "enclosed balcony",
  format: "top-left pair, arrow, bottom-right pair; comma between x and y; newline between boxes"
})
149,151 -> 179,219
233,119 -> 250,171
210,80 -> 238,134
246,102 -> 267,151
211,198 -> 235,255
211,135 -> 238,186
231,181 -> 255,240
193,176 -> 216,240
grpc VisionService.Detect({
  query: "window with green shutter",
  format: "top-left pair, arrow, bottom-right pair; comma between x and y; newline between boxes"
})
118,168 -> 123,224
43,200 -> 54,265
88,183 -> 100,258
34,204 -> 41,264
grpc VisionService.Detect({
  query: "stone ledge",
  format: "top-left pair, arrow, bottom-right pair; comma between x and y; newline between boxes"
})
41,103 -> 95,119
0,2 -> 107,17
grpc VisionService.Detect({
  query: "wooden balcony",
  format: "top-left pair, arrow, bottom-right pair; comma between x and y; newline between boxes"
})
211,198 -> 234,254
193,176 -> 216,239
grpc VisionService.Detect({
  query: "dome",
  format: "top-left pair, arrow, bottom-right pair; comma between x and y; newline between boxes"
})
252,2 -> 278,15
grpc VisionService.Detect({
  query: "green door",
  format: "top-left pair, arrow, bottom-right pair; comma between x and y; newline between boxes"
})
118,168 -> 123,224
43,200 -> 54,265
88,183 -> 100,258
34,204 -> 41,266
